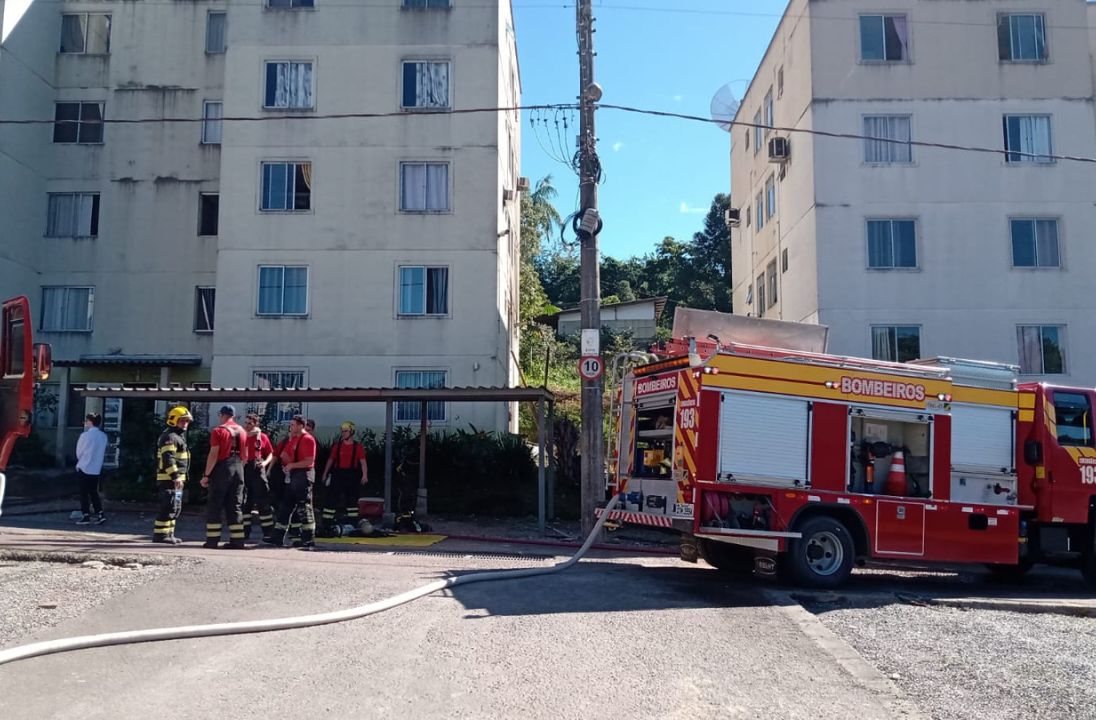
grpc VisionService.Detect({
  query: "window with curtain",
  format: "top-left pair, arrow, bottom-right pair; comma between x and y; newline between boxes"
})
267,0 -> 315,8
765,175 -> 776,220
252,370 -> 305,423
400,162 -> 449,211
46,193 -> 100,238
398,266 -> 449,315
202,101 -> 223,144
871,325 -> 920,362
194,287 -> 215,332
60,14 -> 111,54
261,162 -> 311,211
998,13 -> 1046,61
257,265 -> 308,316
41,286 -> 94,332
1010,218 -> 1059,268
859,14 -> 908,62
863,115 -> 912,164
1017,325 -> 1065,374
402,61 -> 451,109
395,370 -> 447,422
1003,115 -> 1052,163
867,219 -> 917,269
756,272 -> 766,318
53,102 -> 104,144
206,11 -> 227,53
264,61 -> 314,109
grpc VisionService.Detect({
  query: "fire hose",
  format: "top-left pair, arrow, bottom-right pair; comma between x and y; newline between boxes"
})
0,495 -> 620,667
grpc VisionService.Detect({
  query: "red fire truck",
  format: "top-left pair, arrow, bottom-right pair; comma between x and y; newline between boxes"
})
0,296 -> 51,515
608,312 -> 1096,588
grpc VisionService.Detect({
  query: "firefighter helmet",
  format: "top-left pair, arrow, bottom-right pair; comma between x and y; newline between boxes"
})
166,406 -> 193,428
340,421 -> 356,433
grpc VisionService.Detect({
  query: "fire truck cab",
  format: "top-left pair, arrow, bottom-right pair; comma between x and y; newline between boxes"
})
609,312 -> 1096,589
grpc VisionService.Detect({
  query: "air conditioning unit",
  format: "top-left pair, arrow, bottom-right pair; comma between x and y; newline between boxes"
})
724,207 -> 741,228
502,188 -> 516,203
768,136 -> 790,163
516,176 -> 531,192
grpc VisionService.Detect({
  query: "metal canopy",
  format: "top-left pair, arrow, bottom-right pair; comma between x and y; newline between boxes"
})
76,384 -> 554,403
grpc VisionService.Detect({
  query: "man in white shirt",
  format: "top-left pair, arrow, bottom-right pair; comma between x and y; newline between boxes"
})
75,412 -> 109,525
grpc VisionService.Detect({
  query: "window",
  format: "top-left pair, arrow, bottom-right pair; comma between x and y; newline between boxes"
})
194,287 -> 215,333
46,193 -> 99,238
744,128 -> 750,152
863,115 -> 911,164
871,325 -> 920,363
261,162 -> 312,211
400,162 -> 449,212
765,175 -> 776,220
753,110 -> 762,153
402,60 -> 451,109
782,248 -> 789,273
1052,392 -> 1092,447
60,14 -> 110,54
53,103 -> 103,144
252,370 -> 305,423
264,61 -> 314,109
257,265 -> 308,316
403,0 -> 450,7
777,66 -> 784,98
763,89 -> 774,136
1017,325 -> 1065,374
859,14 -> 908,62
755,192 -> 764,231
745,206 -> 751,228
998,13 -> 1046,62
267,0 -> 314,8
756,273 -> 766,318
399,266 -> 449,315
206,11 -> 226,53
766,260 -> 777,307
1003,115 -> 1052,163
867,219 -> 916,269
202,101 -> 223,145
199,193 -> 219,236
1010,218 -> 1059,268
41,286 -> 94,332
395,370 -> 447,423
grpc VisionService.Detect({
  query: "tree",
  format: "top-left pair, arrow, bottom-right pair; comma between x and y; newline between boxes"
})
519,176 -> 563,323
690,193 -> 733,314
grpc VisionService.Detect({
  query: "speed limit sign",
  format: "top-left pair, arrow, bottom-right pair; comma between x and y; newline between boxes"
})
578,355 -> 604,381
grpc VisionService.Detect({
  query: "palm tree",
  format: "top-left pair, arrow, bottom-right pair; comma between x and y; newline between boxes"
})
520,175 -> 563,262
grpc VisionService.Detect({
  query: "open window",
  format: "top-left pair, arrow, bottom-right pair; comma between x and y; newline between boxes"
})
849,407 -> 931,497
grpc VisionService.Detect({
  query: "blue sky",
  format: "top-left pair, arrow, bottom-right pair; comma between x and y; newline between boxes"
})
514,1 -> 790,259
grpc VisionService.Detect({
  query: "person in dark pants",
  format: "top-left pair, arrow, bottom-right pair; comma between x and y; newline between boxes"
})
265,414 -> 317,550
153,406 -> 192,543
75,412 -> 108,525
241,412 -> 275,541
319,421 -> 367,535
200,405 -> 250,549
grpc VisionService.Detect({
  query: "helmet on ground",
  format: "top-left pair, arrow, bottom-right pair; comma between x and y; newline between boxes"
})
357,519 -> 374,535
340,421 -> 356,433
166,406 -> 193,428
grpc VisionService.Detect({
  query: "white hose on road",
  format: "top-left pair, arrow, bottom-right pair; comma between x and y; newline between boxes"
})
0,495 -> 621,667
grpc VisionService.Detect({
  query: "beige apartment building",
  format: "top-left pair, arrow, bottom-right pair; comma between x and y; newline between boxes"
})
0,0 -> 522,461
731,0 -> 1096,386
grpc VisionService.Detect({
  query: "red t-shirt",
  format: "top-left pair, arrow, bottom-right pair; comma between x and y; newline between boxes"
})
274,437 -> 288,463
211,420 -> 251,463
331,441 -> 364,471
282,433 -> 317,469
249,432 -> 273,461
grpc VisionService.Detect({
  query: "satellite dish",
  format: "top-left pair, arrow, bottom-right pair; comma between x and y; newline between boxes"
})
709,83 -> 741,132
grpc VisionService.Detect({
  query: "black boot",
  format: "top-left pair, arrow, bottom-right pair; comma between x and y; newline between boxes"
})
262,529 -> 286,547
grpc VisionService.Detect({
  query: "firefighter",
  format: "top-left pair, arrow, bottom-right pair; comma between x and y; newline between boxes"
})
265,414 -> 317,549
153,406 -> 192,544
241,412 -> 275,542
319,421 -> 367,535
199,405 -> 250,549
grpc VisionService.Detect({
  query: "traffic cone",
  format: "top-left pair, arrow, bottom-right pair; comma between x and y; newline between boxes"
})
884,450 -> 907,496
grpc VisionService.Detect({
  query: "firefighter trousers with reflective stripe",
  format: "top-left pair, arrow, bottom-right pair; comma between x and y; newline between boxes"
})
154,481 -> 181,541
274,468 -> 315,543
206,459 -> 245,542
322,469 -> 360,526
242,462 -> 274,537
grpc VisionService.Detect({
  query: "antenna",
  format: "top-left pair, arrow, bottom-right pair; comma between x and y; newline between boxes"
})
709,83 -> 741,132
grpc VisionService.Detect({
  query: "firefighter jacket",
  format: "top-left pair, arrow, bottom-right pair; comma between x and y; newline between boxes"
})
156,426 -> 190,483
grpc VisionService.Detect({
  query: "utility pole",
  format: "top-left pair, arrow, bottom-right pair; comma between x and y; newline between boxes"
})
576,0 -> 603,537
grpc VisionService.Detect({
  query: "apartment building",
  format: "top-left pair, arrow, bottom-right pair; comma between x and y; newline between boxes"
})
730,0 -> 1096,386
0,0 -> 522,460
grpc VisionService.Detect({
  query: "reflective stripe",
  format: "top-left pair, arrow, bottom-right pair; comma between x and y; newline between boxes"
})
302,523 -> 316,531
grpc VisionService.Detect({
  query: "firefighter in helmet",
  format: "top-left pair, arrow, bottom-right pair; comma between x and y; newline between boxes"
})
319,420 -> 368,535
153,406 -> 192,544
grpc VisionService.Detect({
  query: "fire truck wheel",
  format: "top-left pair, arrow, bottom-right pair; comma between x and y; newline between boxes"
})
698,539 -> 754,575
787,516 -> 854,589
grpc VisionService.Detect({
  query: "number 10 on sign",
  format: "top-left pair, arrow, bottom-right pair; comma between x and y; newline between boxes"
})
578,355 -> 604,381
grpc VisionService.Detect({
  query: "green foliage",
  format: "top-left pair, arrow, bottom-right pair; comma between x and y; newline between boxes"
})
106,403 -> 163,502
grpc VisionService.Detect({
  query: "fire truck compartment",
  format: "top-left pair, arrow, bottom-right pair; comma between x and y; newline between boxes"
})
848,407 -> 931,498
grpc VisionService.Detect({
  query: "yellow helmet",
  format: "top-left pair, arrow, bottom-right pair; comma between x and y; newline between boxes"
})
340,421 -> 356,433
166,406 -> 193,428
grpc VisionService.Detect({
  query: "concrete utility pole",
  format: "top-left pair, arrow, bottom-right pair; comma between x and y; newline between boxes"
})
576,0 -> 603,537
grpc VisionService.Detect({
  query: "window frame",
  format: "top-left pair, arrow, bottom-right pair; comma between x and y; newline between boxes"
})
59,13 -> 111,55
402,0 -> 452,8
755,191 -> 764,231
198,193 -> 219,236
755,272 -> 766,318
201,100 -> 223,145
397,265 -> 451,317
194,286 -> 216,333
394,368 -> 449,424
752,110 -> 763,154
205,10 -> 227,54
398,160 -> 451,213
862,114 -> 912,165
262,60 -> 316,110
401,59 -> 453,110
763,88 -> 774,138
1017,324 -> 1066,375
1009,217 -> 1060,269
53,102 -> 104,145
870,324 -> 921,363
1003,114 -> 1053,164
259,160 -> 313,212
265,0 -> 315,9
765,175 -> 776,221
998,12 -> 1047,63
766,260 -> 778,308
866,218 -> 918,270
1051,391 -> 1093,448
251,369 -> 307,424
858,13 -> 909,63
256,264 -> 310,317
45,192 -> 100,238
40,285 -> 95,333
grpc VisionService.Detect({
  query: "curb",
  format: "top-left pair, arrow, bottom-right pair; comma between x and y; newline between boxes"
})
928,596 -> 1096,617
441,533 -> 680,555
